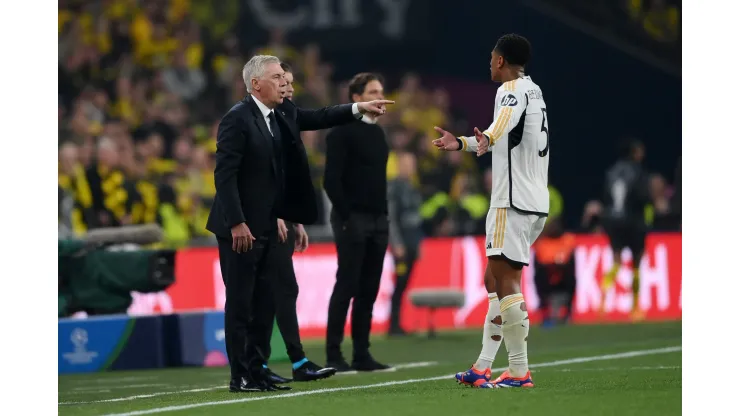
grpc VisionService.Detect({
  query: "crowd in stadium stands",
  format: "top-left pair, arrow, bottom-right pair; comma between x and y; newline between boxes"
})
57,0 -> 490,246
58,0 -> 680,248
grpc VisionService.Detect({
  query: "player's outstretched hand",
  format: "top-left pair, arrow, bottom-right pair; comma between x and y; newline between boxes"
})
357,100 -> 395,116
474,127 -> 489,156
432,126 -> 460,151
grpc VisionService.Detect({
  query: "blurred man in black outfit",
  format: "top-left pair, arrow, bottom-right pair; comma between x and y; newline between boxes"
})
600,139 -> 651,321
324,73 -> 392,372
261,63 -> 336,384
387,151 -> 423,336
207,56 -> 392,393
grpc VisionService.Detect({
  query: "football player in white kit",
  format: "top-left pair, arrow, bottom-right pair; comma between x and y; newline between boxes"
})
433,34 -> 549,389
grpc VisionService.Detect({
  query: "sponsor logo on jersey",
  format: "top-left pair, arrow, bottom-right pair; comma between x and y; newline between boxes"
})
500,94 -> 518,107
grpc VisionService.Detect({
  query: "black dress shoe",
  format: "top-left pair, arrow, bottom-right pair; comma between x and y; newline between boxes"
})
326,358 -> 355,373
266,381 -> 292,391
229,377 -> 272,393
265,367 -> 293,384
293,360 -> 337,382
352,356 -> 394,372
252,369 -> 292,391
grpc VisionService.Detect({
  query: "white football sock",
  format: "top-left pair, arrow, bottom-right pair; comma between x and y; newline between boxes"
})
500,293 -> 530,378
473,293 -> 503,371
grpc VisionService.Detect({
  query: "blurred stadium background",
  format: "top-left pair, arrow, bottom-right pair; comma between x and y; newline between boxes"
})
58,0 -> 681,404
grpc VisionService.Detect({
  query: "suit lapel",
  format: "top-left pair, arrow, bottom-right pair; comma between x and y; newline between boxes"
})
244,96 -> 278,175
245,97 -> 273,143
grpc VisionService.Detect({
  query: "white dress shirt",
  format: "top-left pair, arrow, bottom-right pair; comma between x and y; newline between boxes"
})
251,94 -> 362,135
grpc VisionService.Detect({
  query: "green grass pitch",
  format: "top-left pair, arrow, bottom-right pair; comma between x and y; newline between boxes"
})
59,321 -> 681,416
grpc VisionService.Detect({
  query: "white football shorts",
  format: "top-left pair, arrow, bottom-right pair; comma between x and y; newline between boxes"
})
485,207 -> 546,266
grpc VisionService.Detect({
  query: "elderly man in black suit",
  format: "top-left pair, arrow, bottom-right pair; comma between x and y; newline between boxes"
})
206,55 -> 392,393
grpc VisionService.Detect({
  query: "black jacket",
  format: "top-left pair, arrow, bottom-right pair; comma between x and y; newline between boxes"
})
206,96 -> 356,239
602,160 -> 650,224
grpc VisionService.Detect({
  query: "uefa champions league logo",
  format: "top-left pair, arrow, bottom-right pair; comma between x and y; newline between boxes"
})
62,328 -> 99,365
215,328 -> 225,342
71,328 -> 87,348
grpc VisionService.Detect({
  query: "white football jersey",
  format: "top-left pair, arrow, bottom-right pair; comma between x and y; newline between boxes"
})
460,76 -> 550,216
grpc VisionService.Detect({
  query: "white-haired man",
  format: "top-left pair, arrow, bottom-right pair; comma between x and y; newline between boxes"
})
206,55 -> 393,393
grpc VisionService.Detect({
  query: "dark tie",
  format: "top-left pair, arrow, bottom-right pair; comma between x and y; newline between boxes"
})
268,112 -> 285,199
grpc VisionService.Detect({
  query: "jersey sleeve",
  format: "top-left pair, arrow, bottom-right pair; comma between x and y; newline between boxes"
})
481,86 -> 526,147
457,135 -> 478,152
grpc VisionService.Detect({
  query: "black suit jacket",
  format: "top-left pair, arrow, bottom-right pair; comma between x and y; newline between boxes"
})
206,96 -> 356,239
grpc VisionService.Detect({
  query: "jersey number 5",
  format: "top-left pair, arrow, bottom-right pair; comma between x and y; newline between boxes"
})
538,108 -> 549,157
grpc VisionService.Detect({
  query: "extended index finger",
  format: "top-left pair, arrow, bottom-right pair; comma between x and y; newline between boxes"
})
374,100 -> 395,105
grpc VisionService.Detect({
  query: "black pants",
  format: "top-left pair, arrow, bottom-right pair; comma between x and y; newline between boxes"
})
389,246 -> 419,331
326,211 -> 389,362
217,234 -> 276,380
263,224 -> 306,364
602,217 -> 647,264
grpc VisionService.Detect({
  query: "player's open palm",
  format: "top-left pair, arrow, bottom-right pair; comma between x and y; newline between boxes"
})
474,127 -> 489,156
432,126 -> 459,151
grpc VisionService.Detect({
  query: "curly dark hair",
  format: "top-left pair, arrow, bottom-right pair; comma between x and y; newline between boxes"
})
494,34 -> 532,67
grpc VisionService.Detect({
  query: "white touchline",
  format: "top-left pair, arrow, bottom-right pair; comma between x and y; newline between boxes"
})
545,365 -> 681,373
77,376 -> 159,385
72,384 -> 170,392
392,361 -> 438,369
335,361 -> 439,376
59,386 -> 225,406
59,361 -> 438,405
96,346 -> 681,416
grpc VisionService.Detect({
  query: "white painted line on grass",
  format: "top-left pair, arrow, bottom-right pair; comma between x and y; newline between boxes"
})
545,365 -> 681,373
335,361 -> 439,376
393,361 -> 438,370
59,385 -> 225,406
98,346 -> 681,416
75,376 -> 159,385
59,361 -> 437,405
72,384 -> 170,392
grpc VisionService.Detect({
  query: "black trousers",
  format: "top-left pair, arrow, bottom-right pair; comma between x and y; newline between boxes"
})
389,245 -> 419,331
263,224 -> 306,364
326,211 -> 389,362
217,234 -> 276,380
602,217 -> 647,264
